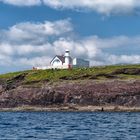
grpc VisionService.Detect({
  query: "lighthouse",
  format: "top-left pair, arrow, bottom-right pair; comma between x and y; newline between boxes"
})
64,50 -> 70,65
35,49 -> 90,70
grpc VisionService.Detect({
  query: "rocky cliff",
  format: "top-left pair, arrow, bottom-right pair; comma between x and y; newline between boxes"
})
0,76 -> 140,108
0,66 -> 140,110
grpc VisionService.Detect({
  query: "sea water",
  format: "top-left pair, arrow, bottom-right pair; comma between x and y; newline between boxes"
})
0,112 -> 139,140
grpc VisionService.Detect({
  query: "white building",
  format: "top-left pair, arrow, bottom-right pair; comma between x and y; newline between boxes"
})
73,58 -> 90,68
50,50 -> 72,69
35,50 -> 89,70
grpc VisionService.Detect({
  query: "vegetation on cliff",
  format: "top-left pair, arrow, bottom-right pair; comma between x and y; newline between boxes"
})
0,64 -> 140,110
0,64 -> 140,85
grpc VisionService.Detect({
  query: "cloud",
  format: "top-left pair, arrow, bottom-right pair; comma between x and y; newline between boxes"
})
0,19 -> 139,72
52,37 -> 140,65
0,19 -> 73,68
1,19 -> 73,45
43,0 -> 140,15
1,0 -> 140,15
107,55 -> 140,64
0,0 -> 41,6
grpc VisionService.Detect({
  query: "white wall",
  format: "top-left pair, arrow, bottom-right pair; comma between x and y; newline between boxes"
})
50,57 -> 63,66
73,58 -> 89,68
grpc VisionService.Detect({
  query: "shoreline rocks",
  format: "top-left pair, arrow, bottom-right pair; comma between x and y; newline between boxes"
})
0,79 -> 139,110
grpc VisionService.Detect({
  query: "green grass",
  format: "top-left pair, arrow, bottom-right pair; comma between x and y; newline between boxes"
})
0,71 -> 22,79
0,64 -> 140,84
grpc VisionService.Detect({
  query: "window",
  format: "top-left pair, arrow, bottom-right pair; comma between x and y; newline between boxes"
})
54,59 -> 60,63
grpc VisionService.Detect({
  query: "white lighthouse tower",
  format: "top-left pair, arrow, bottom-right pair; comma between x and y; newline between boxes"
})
63,50 -> 71,69
64,50 -> 70,65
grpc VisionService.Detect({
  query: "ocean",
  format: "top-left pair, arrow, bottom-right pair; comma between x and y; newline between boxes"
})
0,112 -> 139,139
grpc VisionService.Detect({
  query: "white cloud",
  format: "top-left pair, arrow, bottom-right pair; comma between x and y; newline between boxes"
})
2,19 -> 73,45
17,56 -> 52,66
0,0 -> 41,6
52,37 -> 140,66
42,0 -> 140,15
0,19 -> 73,67
1,0 -> 140,14
107,54 -> 140,65
0,54 -> 12,66
0,19 -> 139,70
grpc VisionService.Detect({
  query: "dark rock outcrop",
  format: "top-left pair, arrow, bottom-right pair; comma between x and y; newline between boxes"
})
3,73 -> 27,91
0,79 -> 140,108
112,68 -> 140,75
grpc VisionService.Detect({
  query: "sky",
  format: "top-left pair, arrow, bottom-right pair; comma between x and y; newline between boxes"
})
0,0 -> 140,73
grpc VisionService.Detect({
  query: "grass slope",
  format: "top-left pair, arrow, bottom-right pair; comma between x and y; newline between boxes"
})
0,64 -> 140,84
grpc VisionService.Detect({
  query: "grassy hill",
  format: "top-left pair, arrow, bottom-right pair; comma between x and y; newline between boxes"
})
0,64 -> 140,85
0,64 -> 140,110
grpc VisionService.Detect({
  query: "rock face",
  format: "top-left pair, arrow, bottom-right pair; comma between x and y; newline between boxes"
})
0,77 -> 140,108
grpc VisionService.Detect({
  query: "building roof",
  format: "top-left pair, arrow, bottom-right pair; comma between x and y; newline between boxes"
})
50,55 -> 65,64
50,55 -> 72,64
56,55 -> 65,63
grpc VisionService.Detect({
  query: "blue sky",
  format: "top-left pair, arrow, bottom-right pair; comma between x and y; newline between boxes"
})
0,0 -> 140,73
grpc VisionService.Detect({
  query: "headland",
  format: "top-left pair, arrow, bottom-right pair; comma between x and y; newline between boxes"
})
0,64 -> 140,112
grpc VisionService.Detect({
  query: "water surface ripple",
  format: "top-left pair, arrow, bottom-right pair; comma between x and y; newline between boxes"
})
0,112 -> 139,139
